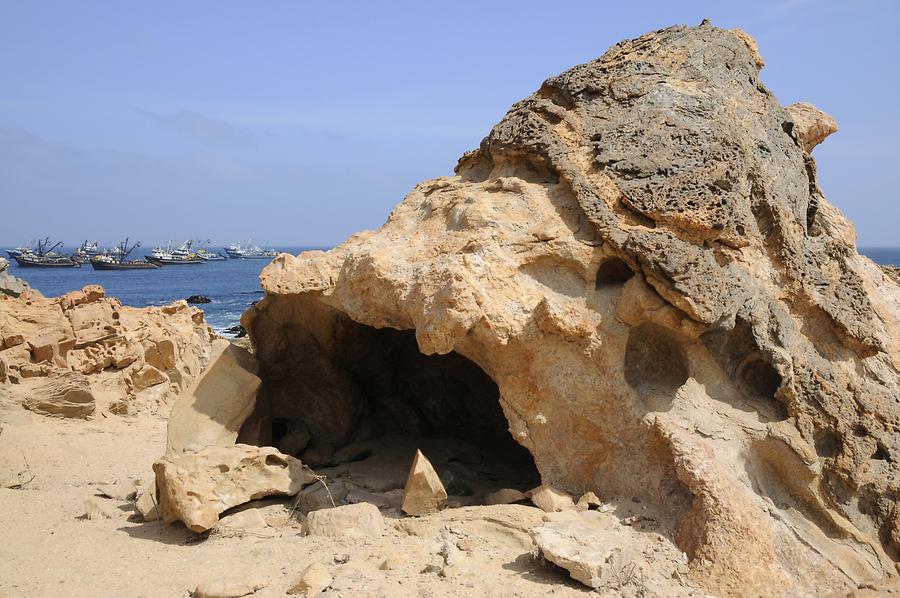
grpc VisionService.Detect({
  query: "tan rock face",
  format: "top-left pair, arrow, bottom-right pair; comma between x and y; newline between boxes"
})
401,449 -> 448,516
0,285 -> 214,415
154,444 -> 316,532
166,339 -> 260,453
236,23 -> 899,597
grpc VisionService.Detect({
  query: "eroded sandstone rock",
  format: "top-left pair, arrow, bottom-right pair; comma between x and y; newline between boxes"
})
237,22 -> 900,597
0,285 -> 214,416
153,444 -> 316,532
24,372 -> 95,418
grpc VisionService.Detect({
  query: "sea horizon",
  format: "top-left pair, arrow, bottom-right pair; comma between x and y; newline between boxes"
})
5,243 -> 899,337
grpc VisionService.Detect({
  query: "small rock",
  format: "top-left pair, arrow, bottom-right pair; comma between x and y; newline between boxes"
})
303,502 -> 384,538
135,483 -> 159,521
96,481 -> 136,501
222,324 -> 248,338
456,537 -> 475,551
218,508 -> 268,530
438,530 -> 459,566
527,484 -> 575,512
575,491 -> 602,511
333,552 -> 351,565
622,514 -> 640,526
295,478 -> 350,514
401,449 -> 448,516
186,295 -> 212,304
380,555 -> 404,570
484,488 -> 527,505
286,562 -> 332,596
193,581 -> 265,598
420,564 -> 442,575
83,498 -> 115,520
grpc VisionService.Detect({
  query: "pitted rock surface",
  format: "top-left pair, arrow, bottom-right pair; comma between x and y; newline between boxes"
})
239,23 -> 900,596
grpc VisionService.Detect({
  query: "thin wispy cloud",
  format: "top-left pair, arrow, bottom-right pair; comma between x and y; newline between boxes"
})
136,109 -> 254,146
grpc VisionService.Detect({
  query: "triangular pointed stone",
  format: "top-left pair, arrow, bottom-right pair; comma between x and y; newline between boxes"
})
401,449 -> 447,516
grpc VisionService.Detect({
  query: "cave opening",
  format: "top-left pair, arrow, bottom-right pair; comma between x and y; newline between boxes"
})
256,317 -> 541,508
596,257 -> 635,287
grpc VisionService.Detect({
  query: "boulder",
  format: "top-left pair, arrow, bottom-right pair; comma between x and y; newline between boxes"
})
527,485 -> 575,513
186,295 -> 212,304
225,22 -> 899,597
0,258 -> 32,298
166,340 -> 260,453
484,488 -> 528,505
786,101 -> 839,153
401,449 -> 447,516
303,502 -> 384,538
531,510 -> 641,589
24,372 -> 95,418
286,562 -> 333,596
153,444 -> 316,532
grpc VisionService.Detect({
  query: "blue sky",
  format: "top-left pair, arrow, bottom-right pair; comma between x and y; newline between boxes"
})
1,1 -> 898,246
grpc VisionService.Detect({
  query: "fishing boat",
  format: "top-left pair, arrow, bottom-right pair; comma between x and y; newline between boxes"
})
196,248 -> 227,261
12,238 -> 80,267
73,240 -> 105,263
6,244 -> 31,259
193,239 -> 227,261
146,240 -> 205,265
224,240 -> 277,259
90,239 -> 159,270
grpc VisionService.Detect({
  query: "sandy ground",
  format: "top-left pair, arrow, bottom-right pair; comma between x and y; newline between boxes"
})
0,402 -> 615,598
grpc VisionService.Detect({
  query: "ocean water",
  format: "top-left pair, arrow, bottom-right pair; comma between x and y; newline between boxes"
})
5,246 -> 323,336
6,245 -> 898,336
859,247 -> 900,266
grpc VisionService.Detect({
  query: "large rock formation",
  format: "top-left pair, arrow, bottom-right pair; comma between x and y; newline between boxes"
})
0,285 -> 215,415
235,23 -> 898,596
